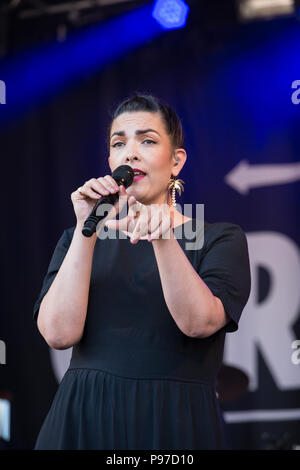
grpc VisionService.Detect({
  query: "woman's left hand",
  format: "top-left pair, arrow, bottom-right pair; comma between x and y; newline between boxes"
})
104,193 -> 174,243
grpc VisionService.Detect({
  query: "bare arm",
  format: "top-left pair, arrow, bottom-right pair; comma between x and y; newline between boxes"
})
105,201 -> 229,339
152,231 -> 229,338
37,223 -> 97,349
36,175 -> 126,350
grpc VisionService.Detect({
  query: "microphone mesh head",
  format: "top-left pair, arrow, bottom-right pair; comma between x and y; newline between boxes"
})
112,165 -> 134,188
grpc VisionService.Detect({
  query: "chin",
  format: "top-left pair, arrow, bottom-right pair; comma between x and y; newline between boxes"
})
128,184 -> 146,197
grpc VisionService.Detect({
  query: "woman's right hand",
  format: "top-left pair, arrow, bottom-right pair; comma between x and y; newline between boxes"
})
71,175 -> 127,225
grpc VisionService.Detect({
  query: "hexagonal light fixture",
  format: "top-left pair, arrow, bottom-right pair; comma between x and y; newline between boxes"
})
152,0 -> 189,30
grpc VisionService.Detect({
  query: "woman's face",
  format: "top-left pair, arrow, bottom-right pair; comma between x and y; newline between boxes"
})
108,111 -> 182,205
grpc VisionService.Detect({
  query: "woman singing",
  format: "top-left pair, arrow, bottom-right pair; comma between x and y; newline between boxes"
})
33,94 -> 251,450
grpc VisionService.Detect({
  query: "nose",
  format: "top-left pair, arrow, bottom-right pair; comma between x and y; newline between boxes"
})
125,154 -> 140,164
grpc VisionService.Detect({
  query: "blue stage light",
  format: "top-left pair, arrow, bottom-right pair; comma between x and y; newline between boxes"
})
152,0 -> 189,30
0,3 -> 163,127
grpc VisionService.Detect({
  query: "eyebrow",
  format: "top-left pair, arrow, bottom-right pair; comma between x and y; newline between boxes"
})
110,129 -> 161,140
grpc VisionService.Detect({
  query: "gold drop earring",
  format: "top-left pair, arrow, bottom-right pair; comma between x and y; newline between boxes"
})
167,158 -> 185,207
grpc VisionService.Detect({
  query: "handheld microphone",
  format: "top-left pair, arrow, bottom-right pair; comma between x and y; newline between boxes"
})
82,165 -> 134,238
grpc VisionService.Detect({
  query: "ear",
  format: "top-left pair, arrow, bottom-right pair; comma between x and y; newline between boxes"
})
172,148 -> 187,177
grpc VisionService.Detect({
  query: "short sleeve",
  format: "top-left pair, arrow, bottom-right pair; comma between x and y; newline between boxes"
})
198,223 -> 251,333
33,228 -> 74,321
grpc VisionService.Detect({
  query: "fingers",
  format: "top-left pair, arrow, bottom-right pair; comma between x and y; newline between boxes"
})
105,194 -> 139,233
149,214 -> 172,241
105,216 -> 129,232
126,205 -> 173,244
102,197 -> 173,244
146,207 -> 172,242
75,176 -> 120,200
103,187 -> 129,229
129,205 -> 150,243
104,185 -> 128,223
103,175 -> 120,193
114,185 -> 129,214
147,209 -> 163,236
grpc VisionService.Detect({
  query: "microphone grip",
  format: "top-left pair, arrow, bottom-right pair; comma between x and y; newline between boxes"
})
82,192 -> 118,238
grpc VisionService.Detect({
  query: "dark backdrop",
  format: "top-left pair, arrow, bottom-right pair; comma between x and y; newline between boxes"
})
0,8 -> 299,449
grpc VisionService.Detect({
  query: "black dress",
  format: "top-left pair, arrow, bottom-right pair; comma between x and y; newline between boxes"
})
33,219 -> 251,450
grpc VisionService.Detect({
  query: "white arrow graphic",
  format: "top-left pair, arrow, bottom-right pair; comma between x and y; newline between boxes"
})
225,160 -> 300,195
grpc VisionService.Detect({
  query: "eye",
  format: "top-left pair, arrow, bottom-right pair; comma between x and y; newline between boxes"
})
111,139 -> 156,148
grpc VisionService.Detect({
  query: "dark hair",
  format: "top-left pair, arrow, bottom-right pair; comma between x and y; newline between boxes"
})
107,93 -> 184,152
